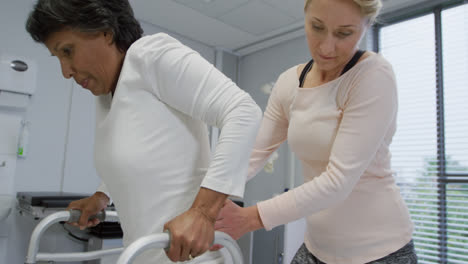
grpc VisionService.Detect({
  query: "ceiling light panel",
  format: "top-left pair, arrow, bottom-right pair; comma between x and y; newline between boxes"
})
219,1 -> 297,35
260,0 -> 305,20
174,0 -> 249,18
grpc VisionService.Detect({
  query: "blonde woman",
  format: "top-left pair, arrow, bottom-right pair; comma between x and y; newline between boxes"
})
215,0 -> 417,263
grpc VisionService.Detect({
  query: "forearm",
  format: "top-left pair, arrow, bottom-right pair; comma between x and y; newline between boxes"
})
191,187 -> 228,222
247,117 -> 288,182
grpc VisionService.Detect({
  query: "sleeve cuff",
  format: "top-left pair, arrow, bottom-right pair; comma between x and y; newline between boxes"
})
201,176 -> 245,200
257,190 -> 300,230
96,190 -> 113,206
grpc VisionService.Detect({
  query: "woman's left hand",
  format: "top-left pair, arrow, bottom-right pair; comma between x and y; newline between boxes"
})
163,207 -> 215,262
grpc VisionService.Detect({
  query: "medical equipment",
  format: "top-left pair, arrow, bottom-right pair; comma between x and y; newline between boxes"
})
25,209 -> 243,264
17,121 -> 30,158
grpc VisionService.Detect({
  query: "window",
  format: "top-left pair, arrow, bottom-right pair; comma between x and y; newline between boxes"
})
377,2 -> 468,263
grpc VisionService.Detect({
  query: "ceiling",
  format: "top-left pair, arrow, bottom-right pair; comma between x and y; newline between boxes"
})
131,0 -> 435,56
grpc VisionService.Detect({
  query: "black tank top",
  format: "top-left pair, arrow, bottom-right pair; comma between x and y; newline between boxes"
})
299,50 -> 365,88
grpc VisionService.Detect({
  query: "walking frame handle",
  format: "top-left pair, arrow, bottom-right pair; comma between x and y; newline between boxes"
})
25,210 -> 243,264
116,231 -> 244,264
25,210 -> 121,264
68,209 -> 106,223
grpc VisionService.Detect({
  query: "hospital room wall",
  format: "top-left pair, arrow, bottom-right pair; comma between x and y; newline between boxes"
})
0,1 -> 217,263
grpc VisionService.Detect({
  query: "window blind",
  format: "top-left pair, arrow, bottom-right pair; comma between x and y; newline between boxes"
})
441,4 -> 468,264
443,4 -> 468,176
379,3 -> 468,263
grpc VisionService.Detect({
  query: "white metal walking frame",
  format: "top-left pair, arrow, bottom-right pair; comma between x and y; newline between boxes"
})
24,210 -> 122,264
24,210 -> 243,264
116,231 -> 243,264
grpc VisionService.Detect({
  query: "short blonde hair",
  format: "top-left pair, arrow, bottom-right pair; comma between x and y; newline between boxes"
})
304,0 -> 383,24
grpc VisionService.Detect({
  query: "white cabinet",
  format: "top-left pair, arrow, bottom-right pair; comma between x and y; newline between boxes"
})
0,113 -> 20,194
0,114 -> 21,155
0,55 -> 37,109
0,54 -> 37,96
0,113 -> 20,228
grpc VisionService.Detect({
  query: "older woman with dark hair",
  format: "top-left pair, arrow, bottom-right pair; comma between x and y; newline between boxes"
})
26,0 -> 261,263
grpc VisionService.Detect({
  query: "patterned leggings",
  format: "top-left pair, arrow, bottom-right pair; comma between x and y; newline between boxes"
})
291,240 -> 418,264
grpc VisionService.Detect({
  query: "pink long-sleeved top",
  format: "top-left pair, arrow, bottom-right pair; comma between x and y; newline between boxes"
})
250,54 -> 413,264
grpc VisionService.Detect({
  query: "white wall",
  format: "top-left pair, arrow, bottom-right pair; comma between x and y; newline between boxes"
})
0,1 -> 217,263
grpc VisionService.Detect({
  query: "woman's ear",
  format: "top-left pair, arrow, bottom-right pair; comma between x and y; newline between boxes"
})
104,31 -> 113,44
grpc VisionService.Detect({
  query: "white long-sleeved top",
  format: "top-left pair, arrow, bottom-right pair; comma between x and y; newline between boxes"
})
249,54 -> 413,264
94,33 -> 261,263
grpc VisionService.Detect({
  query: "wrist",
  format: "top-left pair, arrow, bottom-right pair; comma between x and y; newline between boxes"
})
191,187 -> 228,220
247,205 -> 264,231
94,192 -> 110,205
191,207 -> 216,224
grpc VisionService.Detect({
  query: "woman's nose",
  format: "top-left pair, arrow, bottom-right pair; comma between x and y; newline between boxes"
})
60,60 -> 75,79
319,35 -> 336,55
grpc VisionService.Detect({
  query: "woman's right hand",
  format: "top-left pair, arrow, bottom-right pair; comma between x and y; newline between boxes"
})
66,192 -> 109,230
214,200 -> 264,241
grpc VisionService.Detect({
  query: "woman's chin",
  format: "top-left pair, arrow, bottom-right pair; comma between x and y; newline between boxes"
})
89,88 -> 104,96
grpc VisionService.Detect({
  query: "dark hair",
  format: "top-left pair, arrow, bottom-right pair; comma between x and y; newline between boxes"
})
26,0 -> 143,52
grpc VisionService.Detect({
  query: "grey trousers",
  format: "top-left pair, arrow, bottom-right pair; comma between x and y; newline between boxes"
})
291,240 -> 418,264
